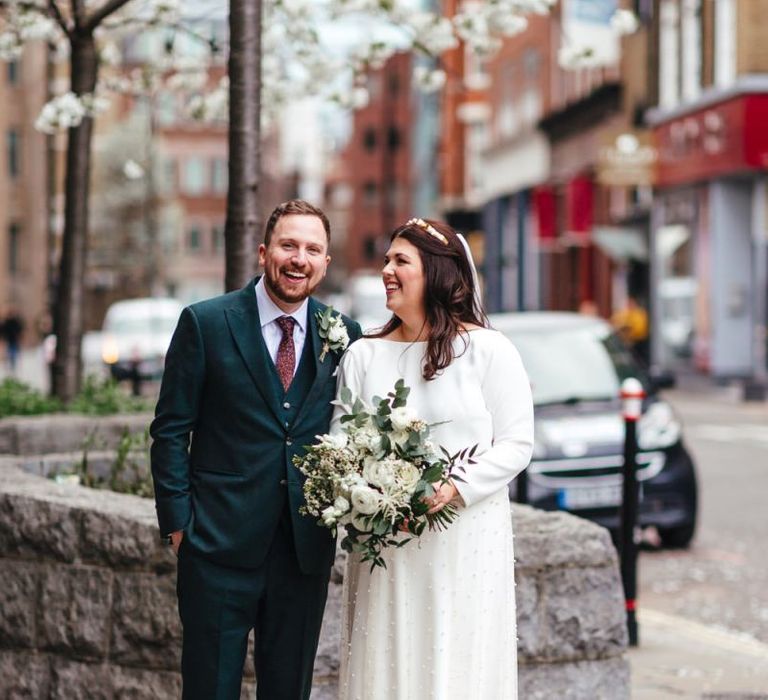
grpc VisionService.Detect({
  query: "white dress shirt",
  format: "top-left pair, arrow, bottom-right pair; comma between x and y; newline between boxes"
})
255,277 -> 308,377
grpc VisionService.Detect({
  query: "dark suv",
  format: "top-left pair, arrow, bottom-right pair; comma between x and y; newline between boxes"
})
492,312 -> 698,548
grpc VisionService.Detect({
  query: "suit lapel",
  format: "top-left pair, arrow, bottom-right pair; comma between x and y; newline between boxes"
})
224,280 -> 283,424
292,297 -> 334,430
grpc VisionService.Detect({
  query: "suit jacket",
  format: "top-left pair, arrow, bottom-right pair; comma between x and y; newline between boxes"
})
150,278 -> 362,574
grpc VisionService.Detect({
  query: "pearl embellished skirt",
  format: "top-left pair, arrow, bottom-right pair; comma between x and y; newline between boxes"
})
338,488 -> 518,700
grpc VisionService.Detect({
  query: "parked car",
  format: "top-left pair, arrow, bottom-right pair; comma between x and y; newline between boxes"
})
100,298 -> 184,381
346,272 -> 390,333
491,311 -> 698,548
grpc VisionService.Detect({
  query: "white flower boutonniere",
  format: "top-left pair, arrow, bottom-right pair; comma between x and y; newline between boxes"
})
316,306 -> 350,362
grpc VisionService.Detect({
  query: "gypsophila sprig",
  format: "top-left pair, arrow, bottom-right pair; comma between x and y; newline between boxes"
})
316,306 -> 350,362
294,379 -> 476,570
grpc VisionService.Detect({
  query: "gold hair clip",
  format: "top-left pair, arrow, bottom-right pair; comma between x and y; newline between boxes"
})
406,218 -> 449,245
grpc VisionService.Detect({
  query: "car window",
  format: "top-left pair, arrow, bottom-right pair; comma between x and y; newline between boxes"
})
106,316 -> 179,335
504,327 -> 648,405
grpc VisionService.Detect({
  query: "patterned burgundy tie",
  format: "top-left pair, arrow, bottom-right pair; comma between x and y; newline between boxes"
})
275,316 -> 296,391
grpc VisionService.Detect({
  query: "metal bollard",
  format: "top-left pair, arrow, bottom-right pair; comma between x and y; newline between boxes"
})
620,377 -> 645,647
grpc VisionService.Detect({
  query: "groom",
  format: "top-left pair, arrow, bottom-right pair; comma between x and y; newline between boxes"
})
150,199 -> 362,699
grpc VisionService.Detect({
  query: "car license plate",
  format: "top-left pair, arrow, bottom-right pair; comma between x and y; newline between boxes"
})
559,484 -> 624,510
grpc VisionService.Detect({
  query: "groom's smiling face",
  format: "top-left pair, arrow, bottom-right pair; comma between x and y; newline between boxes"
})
259,214 -> 331,311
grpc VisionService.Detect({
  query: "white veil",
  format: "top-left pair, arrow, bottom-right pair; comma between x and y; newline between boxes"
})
456,233 -> 483,312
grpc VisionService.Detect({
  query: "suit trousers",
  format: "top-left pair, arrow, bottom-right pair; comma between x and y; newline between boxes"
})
176,508 -> 330,700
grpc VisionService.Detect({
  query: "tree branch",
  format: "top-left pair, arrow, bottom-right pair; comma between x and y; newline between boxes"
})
47,0 -> 71,35
83,0 -> 133,32
0,0 -> 69,33
71,0 -> 86,30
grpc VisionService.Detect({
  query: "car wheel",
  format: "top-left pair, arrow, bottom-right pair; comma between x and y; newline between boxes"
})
658,522 -> 695,549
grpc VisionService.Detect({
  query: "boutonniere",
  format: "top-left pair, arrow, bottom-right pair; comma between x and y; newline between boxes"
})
316,306 -> 350,362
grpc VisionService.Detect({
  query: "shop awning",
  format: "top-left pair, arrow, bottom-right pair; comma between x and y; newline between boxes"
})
593,226 -> 649,262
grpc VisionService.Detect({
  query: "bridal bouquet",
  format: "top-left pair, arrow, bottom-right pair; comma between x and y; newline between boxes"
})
294,379 -> 475,570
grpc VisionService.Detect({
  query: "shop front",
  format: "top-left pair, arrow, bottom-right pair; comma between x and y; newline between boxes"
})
650,90 -> 768,389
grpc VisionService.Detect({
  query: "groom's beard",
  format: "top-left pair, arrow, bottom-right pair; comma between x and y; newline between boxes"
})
264,266 -> 322,306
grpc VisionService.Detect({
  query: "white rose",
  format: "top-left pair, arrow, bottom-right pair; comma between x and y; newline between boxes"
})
327,321 -> 349,345
395,461 -> 421,493
318,433 -> 347,449
350,485 -> 382,515
321,506 -> 338,526
333,496 -> 350,513
351,426 -> 380,452
390,406 -> 417,431
363,458 -> 396,489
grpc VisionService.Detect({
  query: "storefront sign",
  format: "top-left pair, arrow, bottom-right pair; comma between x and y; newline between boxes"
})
654,94 -> 768,187
597,131 -> 657,186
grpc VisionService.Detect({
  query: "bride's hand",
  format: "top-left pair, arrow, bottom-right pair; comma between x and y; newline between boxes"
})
425,481 -> 463,514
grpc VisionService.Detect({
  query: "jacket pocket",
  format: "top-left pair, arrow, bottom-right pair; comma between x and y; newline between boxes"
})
193,465 -> 244,477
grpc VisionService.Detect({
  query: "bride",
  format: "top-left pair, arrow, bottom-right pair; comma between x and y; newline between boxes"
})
332,218 -> 534,699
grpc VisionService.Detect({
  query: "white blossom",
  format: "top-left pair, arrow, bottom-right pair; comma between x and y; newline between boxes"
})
611,9 -> 640,36
558,44 -> 602,71
122,159 -> 145,180
413,66 -> 446,93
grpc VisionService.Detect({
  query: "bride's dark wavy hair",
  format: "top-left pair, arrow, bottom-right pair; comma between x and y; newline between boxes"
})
370,218 -> 488,380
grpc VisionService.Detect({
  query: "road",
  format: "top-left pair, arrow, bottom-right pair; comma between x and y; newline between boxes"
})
639,389 -> 768,643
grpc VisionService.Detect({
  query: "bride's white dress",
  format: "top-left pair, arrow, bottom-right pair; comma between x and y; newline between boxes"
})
332,330 -> 534,700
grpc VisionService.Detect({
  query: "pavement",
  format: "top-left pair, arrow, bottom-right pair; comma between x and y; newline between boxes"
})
630,375 -> 768,699
630,607 -> 768,698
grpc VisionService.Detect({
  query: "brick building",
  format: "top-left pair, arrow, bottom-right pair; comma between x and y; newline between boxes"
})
341,51 -> 414,274
0,47 -> 51,349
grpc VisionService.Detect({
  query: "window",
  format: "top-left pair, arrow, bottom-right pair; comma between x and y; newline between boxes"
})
363,181 -> 378,207
161,157 -> 177,195
7,60 -> 19,85
7,129 -> 20,178
363,235 -> 377,261
212,158 -> 228,194
8,223 -> 20,273
363,128 -> 377,151
188,226 -> 202,251
212,224 -> 224,252
388,73 -> 400,96
714,0 -> 736,87
659,0 -> 681,109
387,127 -> 401,151
181,157 -> 207,195
681,0 -> 702,100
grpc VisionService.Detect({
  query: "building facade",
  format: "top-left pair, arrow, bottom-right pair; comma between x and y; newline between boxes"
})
0,47 -> 51,349
647,0 -> 768,392
341,52 -> 414,274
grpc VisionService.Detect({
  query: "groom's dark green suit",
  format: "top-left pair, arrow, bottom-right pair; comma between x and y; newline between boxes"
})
150,278 -> 361,699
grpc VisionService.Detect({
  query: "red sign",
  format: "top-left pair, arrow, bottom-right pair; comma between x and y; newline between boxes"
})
654,94 -> 768,187
566,176 -> 593,239
533,186 -> 557,241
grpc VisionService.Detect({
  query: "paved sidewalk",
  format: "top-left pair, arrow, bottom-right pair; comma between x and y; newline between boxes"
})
0,346 -> 50,391
630,608 -> 768,698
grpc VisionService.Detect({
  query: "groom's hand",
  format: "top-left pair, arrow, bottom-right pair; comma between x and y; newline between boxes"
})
170,530 -> 184,555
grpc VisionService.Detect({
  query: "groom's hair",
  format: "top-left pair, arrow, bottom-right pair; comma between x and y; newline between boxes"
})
264,199 -> 331,245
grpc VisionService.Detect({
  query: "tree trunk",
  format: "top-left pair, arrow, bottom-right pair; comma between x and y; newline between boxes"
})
51,31 -> 98,401
224,0 -> 263,292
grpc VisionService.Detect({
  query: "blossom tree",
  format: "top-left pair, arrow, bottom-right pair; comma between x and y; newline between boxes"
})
0,0 -> 215,400
1,0 -> 637,398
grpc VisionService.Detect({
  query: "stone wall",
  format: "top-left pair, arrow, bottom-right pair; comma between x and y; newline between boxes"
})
0,415 -> 629,699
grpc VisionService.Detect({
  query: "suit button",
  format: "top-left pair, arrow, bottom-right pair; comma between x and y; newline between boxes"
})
283,401 -> 291,409
280,479 -> 287,486
285,438 -> 292,446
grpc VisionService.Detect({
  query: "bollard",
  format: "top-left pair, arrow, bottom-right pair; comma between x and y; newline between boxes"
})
620,377 -> 645,647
